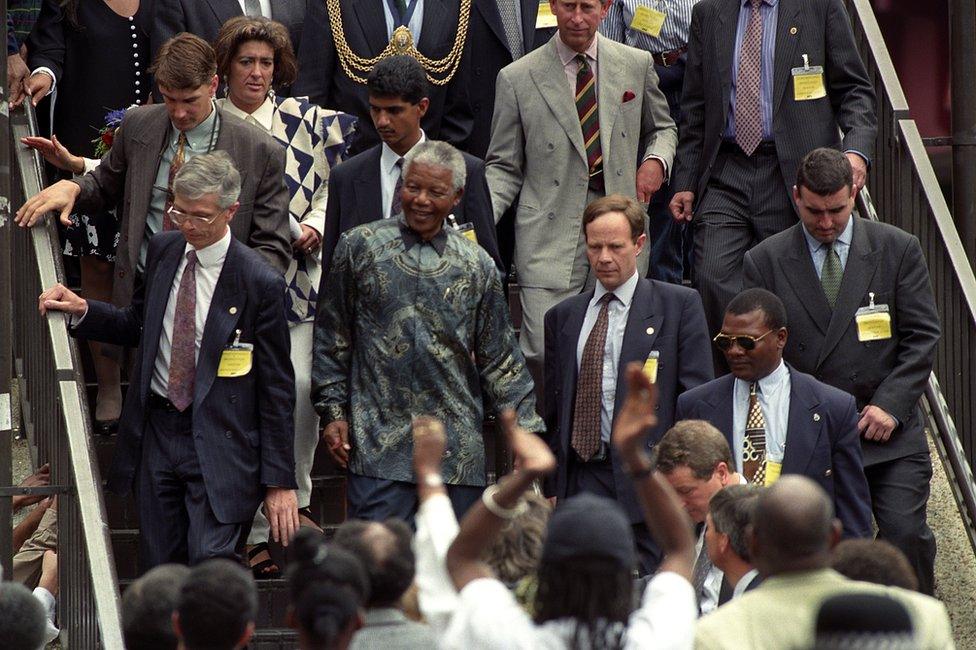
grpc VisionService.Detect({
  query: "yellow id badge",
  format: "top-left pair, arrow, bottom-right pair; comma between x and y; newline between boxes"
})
856,293 -> 892,341
448,215 -> 478,244
536,1 -> 557,28
630,5 -> 667,38
642,351 -> 660,384
764,461 -> 783,486
792,55 -> 826,101
218,329 -> 253,378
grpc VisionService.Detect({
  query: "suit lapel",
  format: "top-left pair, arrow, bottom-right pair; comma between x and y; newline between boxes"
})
597,36 -> 627,160
418,0 -> 449,52
128,114 -> 170,267
772,0 -> 801,117
530,38 -> 587,163
613,280 -> 661,417
782,369 -> 822,474
194,240 -> 246,406
353,0 -> 391,55
716,0 -> 740,120
140,239 -> 183,399
559,296 -> 589,392
817,219 -> 879,366
354,148 -> 385,223
707,375 -> 736,443
205,0 -> 242,24
475,0 -> 513,57
779,226 -> 830,335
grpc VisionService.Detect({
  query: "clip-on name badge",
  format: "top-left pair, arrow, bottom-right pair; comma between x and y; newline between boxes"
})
447,214 -> 478,244
630,2 -> 667,38
643,350 -> 660,384
792,54 -> 827,101
217,329 -> 253,377
855,292 -> 892,342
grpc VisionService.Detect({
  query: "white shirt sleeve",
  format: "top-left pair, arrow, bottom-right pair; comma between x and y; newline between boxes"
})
625,571 -> 697,650
413,493 -> 460,637
440,578 -> 537,650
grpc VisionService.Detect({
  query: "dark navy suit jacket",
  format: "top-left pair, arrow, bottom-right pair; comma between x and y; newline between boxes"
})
72,232 -> 296,524
543,277 -> 714,522
676,366 -> 873,538
319,144 -> 503,282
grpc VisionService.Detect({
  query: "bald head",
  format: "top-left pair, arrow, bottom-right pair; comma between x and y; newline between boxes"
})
750,476 -> 841,575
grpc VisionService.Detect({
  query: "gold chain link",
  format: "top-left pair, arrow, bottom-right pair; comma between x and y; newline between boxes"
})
325,0 -> 472,86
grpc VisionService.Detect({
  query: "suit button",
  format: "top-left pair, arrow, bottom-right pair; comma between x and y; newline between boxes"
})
616,169 -> 622,176
230,395 -> 238,404
824,468 -> 832,477
799,343 -> 806,351
225,431 -> 232,438
547,212 -> 555,220
443,450 -> 452,458
474,67 -> 482,76
547,142 -> 555,151
621,131 -> 626,139
850,373 -> 858,381
118,270 -> 125,278
553,179 -> 560,186
654,405 -> 659,412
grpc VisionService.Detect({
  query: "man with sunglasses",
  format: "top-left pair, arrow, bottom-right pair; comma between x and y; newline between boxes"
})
676,288 -> 872,540
36,152 -> 299,570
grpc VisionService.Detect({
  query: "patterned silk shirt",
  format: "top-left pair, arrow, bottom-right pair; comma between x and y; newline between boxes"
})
312,217 -> 543,486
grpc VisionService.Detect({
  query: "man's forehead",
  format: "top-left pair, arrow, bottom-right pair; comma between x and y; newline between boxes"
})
404,163 -> 453,184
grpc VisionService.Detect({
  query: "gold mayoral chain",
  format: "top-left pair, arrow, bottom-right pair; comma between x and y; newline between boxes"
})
325,0 -> 472,86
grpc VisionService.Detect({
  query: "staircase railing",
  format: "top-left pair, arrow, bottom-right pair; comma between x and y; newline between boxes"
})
9,102 -> 125,648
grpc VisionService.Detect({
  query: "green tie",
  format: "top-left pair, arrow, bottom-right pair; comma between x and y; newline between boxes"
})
821,243 -> 843,307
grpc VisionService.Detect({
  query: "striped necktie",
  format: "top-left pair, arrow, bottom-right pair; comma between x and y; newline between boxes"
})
575,54 -> 603,190
163,132 -> 187,231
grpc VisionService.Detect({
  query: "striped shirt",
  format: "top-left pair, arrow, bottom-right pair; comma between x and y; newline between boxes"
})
600,0 -> 698,53
723,0 -> 779,141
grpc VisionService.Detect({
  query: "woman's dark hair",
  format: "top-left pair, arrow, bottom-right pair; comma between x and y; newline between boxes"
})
533,555 -> 633,650
287,530 -> 370,649
214,15 -> 298,88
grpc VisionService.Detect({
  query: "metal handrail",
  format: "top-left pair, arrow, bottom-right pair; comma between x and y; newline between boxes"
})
10,102 -> 125,648
846,0 -> 976,555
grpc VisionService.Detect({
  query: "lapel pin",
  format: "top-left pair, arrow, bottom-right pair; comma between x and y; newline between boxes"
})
646,327 -> 655,335
790,26 -> 797,35
813,413 -> 821,422
229,307 -> 238,315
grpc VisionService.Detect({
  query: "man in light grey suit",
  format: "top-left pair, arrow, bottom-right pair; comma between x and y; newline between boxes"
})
485,0 -> 677,391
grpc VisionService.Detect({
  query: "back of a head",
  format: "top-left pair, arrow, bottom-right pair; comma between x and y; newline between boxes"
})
655,420 -> 734,479
709,484 -> 761,562
483,492 -> 552,584
332,518 -> 414,608
814,593 -> 915,650
831,539 -> 919,591
123,564 -> 191,650
0,582 -> 46,650
177,559 -> 257,650
752,475 -> 835,574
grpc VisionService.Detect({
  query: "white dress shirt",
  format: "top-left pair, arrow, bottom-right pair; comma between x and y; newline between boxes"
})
733,568 -> 760,599
381,130 -> 426,219
577,271 -> 639,443
150,230 -> 232,397
732,360 -> 791,472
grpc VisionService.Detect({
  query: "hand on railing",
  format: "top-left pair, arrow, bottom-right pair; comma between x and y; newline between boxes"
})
7,49 -> 30,107
846,152 -> 868,193
38,283 -> 88,318
21,135 -> 87,175
15,181 -> 81,228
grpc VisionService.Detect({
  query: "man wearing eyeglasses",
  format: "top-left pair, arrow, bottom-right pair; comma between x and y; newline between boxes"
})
36,152 -> 299,570
675,287 -> 872,539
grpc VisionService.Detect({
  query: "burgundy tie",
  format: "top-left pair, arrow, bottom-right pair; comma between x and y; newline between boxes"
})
572,293 -> 615,461
735,0 -> 764,156
390,157 -> 405,218
167,250 -> 197,411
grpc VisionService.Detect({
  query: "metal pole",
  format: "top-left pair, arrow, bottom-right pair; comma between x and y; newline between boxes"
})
0,0 -> 16,580
950,0 -> 976,258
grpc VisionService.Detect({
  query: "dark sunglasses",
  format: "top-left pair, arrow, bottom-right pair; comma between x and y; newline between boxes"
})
713,329 -> 774,351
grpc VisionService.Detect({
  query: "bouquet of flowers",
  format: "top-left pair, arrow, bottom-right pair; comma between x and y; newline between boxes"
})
92,106 -> 134,158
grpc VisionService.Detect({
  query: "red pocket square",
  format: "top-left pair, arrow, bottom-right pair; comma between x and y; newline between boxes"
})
622,90 -> 636,103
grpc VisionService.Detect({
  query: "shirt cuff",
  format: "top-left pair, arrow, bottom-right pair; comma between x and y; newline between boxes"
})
30,67 -> 57,94
844,149 -> 870,168
68,304 -> 89,328
641,153 -> 670,181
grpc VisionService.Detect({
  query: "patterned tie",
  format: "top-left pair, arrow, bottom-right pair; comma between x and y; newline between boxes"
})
497,0 -> 524,59
163,132 -> 187,231
394,0 -> 409,22
575,55 -> 604,190
743,382 -> 767,484
243,0 -> 262,16
692,530 -> 714,608
572,293 -> 615,461
821,243 -> 843,308
390,157 -> 405,218
734,0 -> 764,156
167,250 -> 198,412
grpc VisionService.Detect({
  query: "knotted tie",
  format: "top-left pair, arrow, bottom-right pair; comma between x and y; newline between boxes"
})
575,55 -> 603,191
243,0 -> 262,17
497,0 -> 524,59
743,382 -> 767,484
390,157 -> 405,218
163,132 -> 187,231
572,293 -> 614,461
167,250 -> 198,412
821,242 -> 843,307
734,0 -> 764,156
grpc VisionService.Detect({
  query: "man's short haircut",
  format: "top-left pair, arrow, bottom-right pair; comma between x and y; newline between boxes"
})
795,147 -> 854,196
0,582 -> 46,650
725,288 -> 788,330
709,484 -> 761,561
151,33 -> 218,90
214,16 -> 298,88
830,539 -> 920,591
654,420 -> 734,480
177,559 -> 257,650
332,519 -> 415,608
403,140 -> 466,193
122,564 -> 191,650
483,492 -> 552,584
582,194 -> 645,242
367,55 -> 428,104
753,476 -> 835,566
173,150 -> 242,210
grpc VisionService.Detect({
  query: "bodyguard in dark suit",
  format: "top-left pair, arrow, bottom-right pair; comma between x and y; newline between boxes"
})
38,152 -> 299,569
292,0 -> 473,156
676,288 -> 873,539
668,0 -> 877,340
742,148 -> 941,593
320,56 -> 501,280
543,195 -> 713,574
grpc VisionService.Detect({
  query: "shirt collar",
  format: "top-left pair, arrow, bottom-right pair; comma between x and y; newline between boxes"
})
802,213 -> 854,255
173,101 -> 218,150
381,129 -> 427,176
555,32 -> 599,67
398,214 -> 447,255
735,359 -> 789,397
220,95 -> 275,132
593,271 -> 639,308
733,568 -> 760,598
184,228 -> 231,268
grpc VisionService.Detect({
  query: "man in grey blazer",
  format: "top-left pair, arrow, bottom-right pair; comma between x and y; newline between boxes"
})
669,0 -> 877,346
15,34 -> 291,309
486,0 -> 677,391
742,148 -> 941,594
